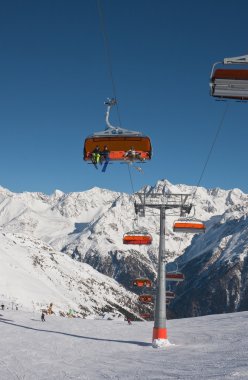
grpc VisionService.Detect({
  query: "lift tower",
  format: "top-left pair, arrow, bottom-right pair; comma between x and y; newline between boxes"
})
134,191 -> 192,348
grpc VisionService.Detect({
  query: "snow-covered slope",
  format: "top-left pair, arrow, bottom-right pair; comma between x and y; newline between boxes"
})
0,309 -> 248,379
0,231 -> 146,319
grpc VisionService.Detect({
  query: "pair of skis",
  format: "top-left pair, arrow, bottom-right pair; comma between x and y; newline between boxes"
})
91,159 -> 144,173
92,158 -> 110,172
121,161 -> 144,173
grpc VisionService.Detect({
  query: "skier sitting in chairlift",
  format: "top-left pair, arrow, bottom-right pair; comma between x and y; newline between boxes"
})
100,145 -> 110,164
124,147 -> 144,162
91,146 -> 101,166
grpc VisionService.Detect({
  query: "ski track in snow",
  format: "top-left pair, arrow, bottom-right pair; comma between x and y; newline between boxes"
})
0,310 -> 248,379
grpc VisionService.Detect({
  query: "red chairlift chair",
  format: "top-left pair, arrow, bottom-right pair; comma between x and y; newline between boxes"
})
173,219 -> 206,233
166,272 -> 185,282
132,278 -> 152,288
123,230 -> 153,245
138,294 -> 153,303
84,99 -> 152,162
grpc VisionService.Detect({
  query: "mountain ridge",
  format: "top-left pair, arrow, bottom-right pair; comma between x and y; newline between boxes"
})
1,180 -> 248,317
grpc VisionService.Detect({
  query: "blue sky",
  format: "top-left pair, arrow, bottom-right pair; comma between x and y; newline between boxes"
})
1,0 -> 248,195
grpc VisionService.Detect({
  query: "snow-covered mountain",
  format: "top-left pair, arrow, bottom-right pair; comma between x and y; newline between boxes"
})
0,231 -> 148,319
54,181 -> 248,292
169,203 -> 248,318
0,186 -> 121,251
1,180 -> 248,317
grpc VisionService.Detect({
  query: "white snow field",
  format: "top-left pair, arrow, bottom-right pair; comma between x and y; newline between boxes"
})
0,310 -> 248,379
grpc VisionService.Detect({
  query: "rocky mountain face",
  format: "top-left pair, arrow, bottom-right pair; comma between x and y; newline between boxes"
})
1,180 -> 248,318
168,203 -> 248,318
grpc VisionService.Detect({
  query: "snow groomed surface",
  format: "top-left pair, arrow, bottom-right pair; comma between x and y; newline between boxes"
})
0,310 -> 248,379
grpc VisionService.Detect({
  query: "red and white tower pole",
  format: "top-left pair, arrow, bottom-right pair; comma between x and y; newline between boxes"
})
134,191 -> 192,348
152,206 -> 169,347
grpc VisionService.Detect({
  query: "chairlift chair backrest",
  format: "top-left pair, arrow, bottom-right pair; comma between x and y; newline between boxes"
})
166,272 -> 185,282
133,278 -> 152,287
84,136 -> 152,161
138,294 -> 153,303
173,219 -> 206,233
210,55 -> 248,100
166,291 -> 175,299
123,230 -> 152,245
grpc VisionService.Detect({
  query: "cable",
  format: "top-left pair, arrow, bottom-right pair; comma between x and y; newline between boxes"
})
192,102 -> 229,201
127,163 -> 135,194
174,102 -> 230,260
97,0 -> 122,127
96,1 -> 139,210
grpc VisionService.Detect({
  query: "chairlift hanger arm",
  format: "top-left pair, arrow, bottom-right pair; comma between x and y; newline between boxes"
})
180,203 -> 193,217
105,98 -> 117,130
103,97 -> 142,136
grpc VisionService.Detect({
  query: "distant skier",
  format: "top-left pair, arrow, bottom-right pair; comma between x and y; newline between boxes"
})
1,304 -> 4,311
125,317 -> 132,325
41,312 -> 46,322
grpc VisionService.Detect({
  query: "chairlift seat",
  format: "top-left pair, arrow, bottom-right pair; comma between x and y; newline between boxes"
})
123,231 -> 152,245
133,278 -> 152,287
173,220 -> 206,233
166,291 -> 175,299
166,272 -> 185,282
84,136 -> 152,161
138,294 -> 153,303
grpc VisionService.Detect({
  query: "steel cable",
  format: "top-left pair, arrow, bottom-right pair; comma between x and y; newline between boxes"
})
97,0 -> 122,127
174,102 -> 230,260
192,102 -> 229,201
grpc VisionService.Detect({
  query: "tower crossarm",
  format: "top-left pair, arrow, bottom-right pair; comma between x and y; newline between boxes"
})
134,192 -> 192,216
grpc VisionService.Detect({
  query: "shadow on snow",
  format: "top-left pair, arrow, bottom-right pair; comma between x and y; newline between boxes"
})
0,319 -> 151,347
